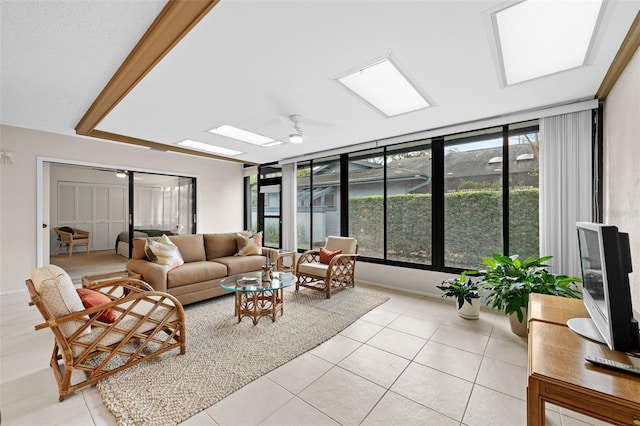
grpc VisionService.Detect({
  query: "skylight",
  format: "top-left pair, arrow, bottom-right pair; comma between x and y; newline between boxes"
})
262,141 -> 284,148
208,124 -> 275,146
335,57 -> 431,117
178,139 -> 242,156
493,0 -> 604,85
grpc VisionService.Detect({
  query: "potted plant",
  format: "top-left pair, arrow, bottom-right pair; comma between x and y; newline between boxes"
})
466,254 -> 580,336
437,273 -> 482,319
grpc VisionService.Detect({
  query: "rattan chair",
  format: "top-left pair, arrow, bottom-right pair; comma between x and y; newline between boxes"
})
54,227 -> 90,256
26,266 -> 186,401
295,236 -> 359,299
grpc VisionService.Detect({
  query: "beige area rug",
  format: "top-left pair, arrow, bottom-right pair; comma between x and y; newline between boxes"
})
98,286 -> 389,426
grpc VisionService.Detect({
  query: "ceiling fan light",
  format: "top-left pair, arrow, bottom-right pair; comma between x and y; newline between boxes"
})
289,134 -> 303,144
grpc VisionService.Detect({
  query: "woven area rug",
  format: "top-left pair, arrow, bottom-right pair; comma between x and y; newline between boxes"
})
97,286 -> 389,425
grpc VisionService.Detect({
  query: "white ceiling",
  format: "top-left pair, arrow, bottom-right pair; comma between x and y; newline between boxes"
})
2,1 -> 639,165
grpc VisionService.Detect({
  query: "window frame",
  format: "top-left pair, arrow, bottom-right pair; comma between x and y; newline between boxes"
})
283,120 -> 540,273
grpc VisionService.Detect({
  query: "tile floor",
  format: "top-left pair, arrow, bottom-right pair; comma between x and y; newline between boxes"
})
0,285 -> 612,426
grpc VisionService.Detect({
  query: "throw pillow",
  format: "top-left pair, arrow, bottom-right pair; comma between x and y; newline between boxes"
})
144,238 -> 159,262
319,247 -> 342,264
76,288 -> 117,323
145,235 -> 184,270
236,231 -> 263,256
30,265 -> 90,337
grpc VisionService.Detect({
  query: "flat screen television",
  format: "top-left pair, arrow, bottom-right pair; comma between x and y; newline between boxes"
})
568,222 -> 639,352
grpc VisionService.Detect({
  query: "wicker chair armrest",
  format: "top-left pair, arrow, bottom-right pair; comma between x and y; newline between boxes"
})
86,278 -> 154,294
296,249 -> 320,268
35,289 -> 183,331
300,250 -> 320,262
328,253 -> 359,267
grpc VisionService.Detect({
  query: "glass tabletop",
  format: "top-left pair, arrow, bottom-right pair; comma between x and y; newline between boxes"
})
219,271 -> 296,293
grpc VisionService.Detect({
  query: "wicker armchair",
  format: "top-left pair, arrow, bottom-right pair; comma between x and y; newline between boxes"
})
54,227 -> 90,256
295,236 -> 359,299
26,265 -> 186,401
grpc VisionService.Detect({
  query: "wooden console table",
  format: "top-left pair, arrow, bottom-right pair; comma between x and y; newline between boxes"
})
527,294 -> 640,425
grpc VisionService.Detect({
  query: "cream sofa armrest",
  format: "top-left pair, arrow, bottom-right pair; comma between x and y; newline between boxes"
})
125,259 -> 168,292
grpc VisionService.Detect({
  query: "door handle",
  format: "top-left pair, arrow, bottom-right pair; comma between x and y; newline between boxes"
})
42,224 -> 48,229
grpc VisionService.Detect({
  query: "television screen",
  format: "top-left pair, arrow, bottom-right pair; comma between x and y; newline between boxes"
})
568,222 -> 638,352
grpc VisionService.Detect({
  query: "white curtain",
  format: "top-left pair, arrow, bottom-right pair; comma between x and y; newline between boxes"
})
281,162 -> 297,251
539,110 -> 593,277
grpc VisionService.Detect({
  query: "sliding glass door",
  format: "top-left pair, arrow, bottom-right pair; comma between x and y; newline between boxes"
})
127,172 -> 196,256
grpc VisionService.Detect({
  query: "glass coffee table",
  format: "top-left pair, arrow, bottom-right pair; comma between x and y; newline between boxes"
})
220,271 -> 296,325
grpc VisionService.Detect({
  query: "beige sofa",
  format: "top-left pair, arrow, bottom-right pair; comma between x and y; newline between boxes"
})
126,232 -> 278,305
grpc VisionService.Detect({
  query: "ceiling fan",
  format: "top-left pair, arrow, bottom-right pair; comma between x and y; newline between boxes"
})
287,114 -> 304,144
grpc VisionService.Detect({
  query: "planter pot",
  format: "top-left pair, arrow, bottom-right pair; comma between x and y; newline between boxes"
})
509,307 -> 528,337
457,298 -> 480,320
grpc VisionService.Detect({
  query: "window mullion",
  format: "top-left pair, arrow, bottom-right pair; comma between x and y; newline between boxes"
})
502,125 -> 510,255
432,137 -> 445,269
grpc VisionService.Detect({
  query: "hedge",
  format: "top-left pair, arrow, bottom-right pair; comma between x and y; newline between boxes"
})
348,188 -> 539,268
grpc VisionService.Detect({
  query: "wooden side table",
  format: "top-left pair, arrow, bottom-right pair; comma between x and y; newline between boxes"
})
273,250 -> 296,273
527,295 -> 640,426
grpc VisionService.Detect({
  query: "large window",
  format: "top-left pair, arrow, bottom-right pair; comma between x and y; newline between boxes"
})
444,128 -> 504,268
386,142 -> 432,264
508,122 -> 540,259
348,149 -> 385,259
286,120 -> 540,271
296,156 -> 341,249
296,161 -> 312,251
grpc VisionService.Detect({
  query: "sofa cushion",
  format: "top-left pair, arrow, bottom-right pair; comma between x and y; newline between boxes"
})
204,232 -> 244,260
168,234 -> 206,263
132,238 -> 148,260
166,261 -> 227,289
214,255 -> 266,276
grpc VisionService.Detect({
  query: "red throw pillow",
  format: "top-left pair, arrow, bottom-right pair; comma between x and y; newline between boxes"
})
76,288 -> 117,323
319,247 -> 342,265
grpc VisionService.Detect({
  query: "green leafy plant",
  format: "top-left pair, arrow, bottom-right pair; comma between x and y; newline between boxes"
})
436,273 -> 481,309
466,254 -> 581,323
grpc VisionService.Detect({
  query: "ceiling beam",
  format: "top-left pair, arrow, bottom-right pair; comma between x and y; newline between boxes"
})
74,0 -> 254,164
596,11 -> 640,100
87,129 -> 257,164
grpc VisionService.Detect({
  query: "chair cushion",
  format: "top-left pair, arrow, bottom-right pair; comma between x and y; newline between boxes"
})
297,262 -> 329,278
145,235 -> 184,271
319,247 -> 342,264
71,295 -> 179,358
325,236 -> 357,254
76,288 -> 117,323
31,265 -> 90,337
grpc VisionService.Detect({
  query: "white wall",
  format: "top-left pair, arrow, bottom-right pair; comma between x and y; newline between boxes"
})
357,262 -> 458,299
603,46 -> 640,314
0,125 -> 244,294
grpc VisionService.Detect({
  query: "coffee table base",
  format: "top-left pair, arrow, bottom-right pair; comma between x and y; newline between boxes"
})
234,288 -> 285,325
